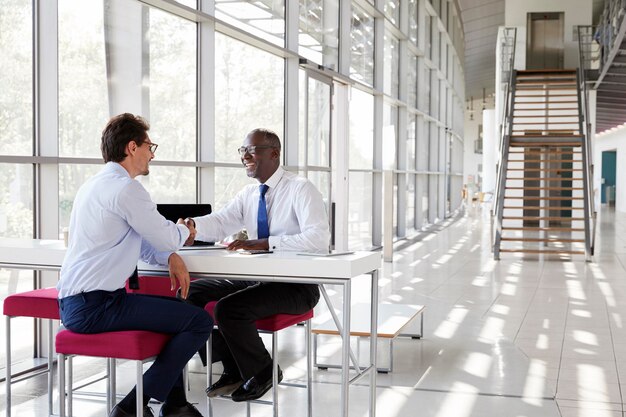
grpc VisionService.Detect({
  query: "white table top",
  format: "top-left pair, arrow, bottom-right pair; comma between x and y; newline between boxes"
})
0,238 -> 381,282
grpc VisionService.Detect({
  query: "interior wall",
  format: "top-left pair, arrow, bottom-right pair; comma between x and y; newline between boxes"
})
595,129 -> 625,212
504,0 -> 592,69
462,99 -> 483,199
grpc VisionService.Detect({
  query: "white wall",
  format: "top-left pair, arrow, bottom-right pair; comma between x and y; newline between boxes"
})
504,0 -> 593,69
462,98 -> 483,196
595,129 -> 626,212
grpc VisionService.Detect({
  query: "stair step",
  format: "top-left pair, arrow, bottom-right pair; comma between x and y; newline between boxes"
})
498,249 -> 585,255
503,206 -> 584,210
505,186 -> 583,190
512,121 -> 580,125
508,150 -> 581,154
505,196 -> 584,200
515,90 -> 578,97
505,178 -> 583,181
515,100 -> 578,104
515,87 -> 577,91
501,237 -> 585,243
507,168 -> 582,172
514,108 -> 579,111
506,160 -> 580,163
509,142 -> 582,147
502,226 -> 584,231
513,116 -> 579,120
502,216 -> 584,221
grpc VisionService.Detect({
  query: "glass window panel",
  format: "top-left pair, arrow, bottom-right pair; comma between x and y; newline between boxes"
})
0,2 -> 33,156
298,0 -> 339,70
307,171 -> 331,214
148,7 -> 196,162
0,269 -> 35,374
214,167 -> 256,211
348,88 -> 373,169
408,0 -> 418,45
0,164 -> 33,238
383,32 -> 399,98
59,164 -> 102,230
383,104 -> 397,170
384,0 -> 399,26
407,174 -> 415,231
58,0 -> 108,158
299,70 -> 306,167
215,34 -> 284,164
215,0 -> 285,47
418,174 -> 428,227
417,117 -> 428,170
407,113 -> 416,170
139,166 -> 196,203
350,3 -> 374,86
423,67 -> 431,114
393,174 -> 398,236
307,78 -> 331,168
348,171 -> 372,250
408,54 -> 417,109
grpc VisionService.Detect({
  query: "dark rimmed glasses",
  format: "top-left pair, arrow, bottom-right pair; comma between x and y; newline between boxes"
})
237,145 -> 275,156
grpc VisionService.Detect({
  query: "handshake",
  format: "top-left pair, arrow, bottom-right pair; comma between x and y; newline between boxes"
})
177,217 -> 197,246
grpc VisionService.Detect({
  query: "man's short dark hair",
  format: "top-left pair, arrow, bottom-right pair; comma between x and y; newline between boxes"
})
249,128 -> 281,152
101,113 -> 150,163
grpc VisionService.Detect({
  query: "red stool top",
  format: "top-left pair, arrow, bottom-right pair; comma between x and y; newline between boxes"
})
3,287 -> 60,320
204,301 -> 313,332
56,329 -> 172,360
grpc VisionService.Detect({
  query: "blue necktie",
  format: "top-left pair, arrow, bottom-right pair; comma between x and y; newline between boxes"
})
257,184 -> 270,239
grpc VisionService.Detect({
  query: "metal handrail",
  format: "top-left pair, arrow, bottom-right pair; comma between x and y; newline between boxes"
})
492,27 -> 516,259
577,25 -> 597,259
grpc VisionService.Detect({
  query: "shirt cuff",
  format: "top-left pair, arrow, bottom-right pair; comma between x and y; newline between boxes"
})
177,223 -> 191,245
154,251 -> 172,266
268,235 -> 280,250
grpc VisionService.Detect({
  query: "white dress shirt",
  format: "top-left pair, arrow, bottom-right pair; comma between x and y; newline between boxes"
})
194,167 -> 330,253
57,162 -> 190,298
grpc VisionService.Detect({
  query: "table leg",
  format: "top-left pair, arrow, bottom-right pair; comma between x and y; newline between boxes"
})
341,280 -> 351,417
369,269 -> 379,416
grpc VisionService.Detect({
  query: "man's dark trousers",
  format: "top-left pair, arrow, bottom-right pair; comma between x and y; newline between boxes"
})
58,288 -> 213,401
183,280 -> 319,380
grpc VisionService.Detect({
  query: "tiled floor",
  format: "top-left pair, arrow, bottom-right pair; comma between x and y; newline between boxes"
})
3,206 -> 626,416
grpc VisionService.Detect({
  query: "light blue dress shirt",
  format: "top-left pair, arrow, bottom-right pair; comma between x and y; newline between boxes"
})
57,162 -> 189,298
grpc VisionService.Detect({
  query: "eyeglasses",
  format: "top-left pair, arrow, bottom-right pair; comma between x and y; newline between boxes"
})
237,145 -> 275,156
145,142 -> 158,153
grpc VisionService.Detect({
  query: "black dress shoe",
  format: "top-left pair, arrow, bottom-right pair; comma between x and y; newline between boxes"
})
109,404 -> 154,417
205,372 -> 244,397
158,401 -> 203,417
231,365 -> 283,402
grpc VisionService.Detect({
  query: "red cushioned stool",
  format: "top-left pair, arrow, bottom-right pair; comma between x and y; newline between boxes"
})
3,287 -> 60,416
56,329 -> 172,417
204,301 -> 313,417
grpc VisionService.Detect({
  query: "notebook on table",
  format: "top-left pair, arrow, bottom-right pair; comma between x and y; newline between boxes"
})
156,203 -> 214,247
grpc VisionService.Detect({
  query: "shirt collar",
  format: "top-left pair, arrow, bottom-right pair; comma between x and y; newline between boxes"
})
263,166 -> 284,190
105,161 -> 131,178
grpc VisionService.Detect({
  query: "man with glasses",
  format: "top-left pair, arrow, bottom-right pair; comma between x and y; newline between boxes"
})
57,113 -> 212,417
182,128 -> 330,402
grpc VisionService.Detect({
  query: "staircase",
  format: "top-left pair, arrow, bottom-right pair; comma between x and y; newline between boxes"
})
493,69 -> 594,259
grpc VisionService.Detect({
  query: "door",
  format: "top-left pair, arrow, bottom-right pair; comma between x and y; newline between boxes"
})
299,69 -> 333,243
602,150 -> 617,206
527,12 -> 564,70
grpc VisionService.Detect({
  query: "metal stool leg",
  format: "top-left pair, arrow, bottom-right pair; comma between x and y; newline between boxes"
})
137,361 -> 144,417
272,331 -> 278,417
47,319 -> 54,416
6,316 -> 11,416
58,353 -> 66,417
306,319 -> 312,417
68,356 -> 73,417
207,337 -> 213,417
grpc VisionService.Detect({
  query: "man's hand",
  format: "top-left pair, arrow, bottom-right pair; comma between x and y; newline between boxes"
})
168,253 -> 190,299
178,218 -> 196,246
226,238 -> 269,251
